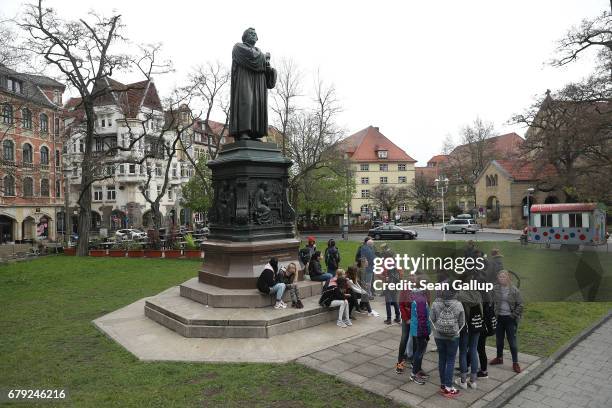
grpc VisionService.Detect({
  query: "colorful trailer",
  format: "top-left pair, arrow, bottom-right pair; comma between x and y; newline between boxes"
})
528,203 -> 607,246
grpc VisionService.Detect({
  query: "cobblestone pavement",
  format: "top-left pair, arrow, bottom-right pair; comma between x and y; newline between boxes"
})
296,323 -> 541,408
505,316 -> 612,408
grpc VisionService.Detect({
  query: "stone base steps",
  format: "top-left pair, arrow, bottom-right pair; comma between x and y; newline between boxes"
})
145,286 -> 338,338
180,277 -> 324,308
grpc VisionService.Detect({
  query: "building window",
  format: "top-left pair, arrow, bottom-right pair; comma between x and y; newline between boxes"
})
55,180 -> 61,197
377,150 -> 388,159
106,185 -> 116,201
7,78 -> 23,93
119,164 -> 125,174
360,163 -> 369,171
156,185 -> 161,196
398,176 -> 407,183
398,204 -> 407,212
398,163 -> 407,171
93,187 -> 103,201
53,89 -> 61,104
360,204 -> 370,214
95,138 -> 103,152
22,143 -> 33,164
22,108 -> 32,129
172,163 -> 178,177
380,177 -> 388,184
101,118 -> 106,128
379,164 -> 388,172
40,179 -> 49,196
106,165 -> 115,176
23,177 -> 33,197
361,189 -> 370,198
168,189 -> 173,200
3,175 -> 15,196
40,146 -> 49,165
40,113 -> 49,133
540,214 -> 553,227
2,104 -> 13,124
55,149 -> 60,167
72,165 -> 78,177
568,213 -> 583,228
79,139 -> 84,153
54,117 -> 60,136
361,177 -> 369,184
129,164 -> 136,174
3,139 -> 14,161
155,163 -> 162,177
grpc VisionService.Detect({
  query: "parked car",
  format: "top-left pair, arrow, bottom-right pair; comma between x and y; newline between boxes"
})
368,225 -> 418,240
115,228 -> 147,240
442,219 -> 480,234
196,226 -> 210,236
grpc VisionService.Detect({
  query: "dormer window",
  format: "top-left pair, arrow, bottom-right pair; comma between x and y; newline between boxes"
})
7,78 -> 23,93
377,150 -> 388,159
53,89 -> 61,104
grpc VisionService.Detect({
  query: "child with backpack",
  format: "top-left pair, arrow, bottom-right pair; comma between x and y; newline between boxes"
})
324,239 -> 341,277
430,288 -> 465,397
407,289 -> 431,385
456,287 -> 484,390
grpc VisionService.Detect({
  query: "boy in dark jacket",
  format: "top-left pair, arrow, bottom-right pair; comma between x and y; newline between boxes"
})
256,257 -> 287,309
308,251 -> 332,285
324,239 -> 341,277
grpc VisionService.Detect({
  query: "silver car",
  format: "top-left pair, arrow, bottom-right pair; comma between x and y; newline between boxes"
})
443,219 -> 480,234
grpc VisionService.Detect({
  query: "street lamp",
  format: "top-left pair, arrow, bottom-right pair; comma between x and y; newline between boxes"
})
526,187 -> 535,222
435,177 -> 449,241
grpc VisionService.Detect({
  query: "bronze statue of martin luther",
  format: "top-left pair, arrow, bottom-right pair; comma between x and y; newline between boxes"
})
229,28 -> 277,141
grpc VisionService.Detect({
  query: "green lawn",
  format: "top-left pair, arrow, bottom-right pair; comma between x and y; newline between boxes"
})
0,247 -> 610,407
0,257 -> 397,408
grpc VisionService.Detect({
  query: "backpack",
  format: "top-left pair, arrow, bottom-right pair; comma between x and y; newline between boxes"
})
482,302 -> 497,336
326,249 -> 338,270
468,305 -> 484,333
436,302 -> 460,337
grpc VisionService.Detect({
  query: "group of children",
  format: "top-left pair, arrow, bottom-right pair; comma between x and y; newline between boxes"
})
263,238 -> 524,398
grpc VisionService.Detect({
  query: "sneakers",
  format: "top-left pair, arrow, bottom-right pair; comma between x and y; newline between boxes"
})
369,310 -> 380,317
279,300 -> 287,309
416,370 -> 429,379
337,320 -> 347,328
394,317 -> 401,324
513,363 -> 522,373
477,371 -> 489,379
274,302 -> 283,309
468,380 -> 477,389
343,319 -> 353,326
296,299 -> 304,309
440,386 -> 460,397
384,319 -> 392,325
395,361 -> 405,374
410,373 -> 426,385
489,357 -> 503,365
455,378 -> 468,390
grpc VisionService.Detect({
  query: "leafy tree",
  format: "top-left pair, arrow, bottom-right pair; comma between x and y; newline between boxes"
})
181,155 -> 212,214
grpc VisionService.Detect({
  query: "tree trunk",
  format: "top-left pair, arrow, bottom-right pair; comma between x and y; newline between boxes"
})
76,104 -> 96,256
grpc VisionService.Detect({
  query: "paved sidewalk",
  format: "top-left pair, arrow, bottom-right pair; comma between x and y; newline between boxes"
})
296,324 -> 541,408
504,316 -> 612,408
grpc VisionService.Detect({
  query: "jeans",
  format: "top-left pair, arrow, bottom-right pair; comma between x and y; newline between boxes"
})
477,332 -> 488,372
496,315 -> 518,363
269,282 -> 286,301
348,295 -> 358,315
327,268 -> 338,277
364,269 -> 374,296
285,283 -> 300,303
359,299 -> 372,313
398,321 -> 410,363
412,336 -> 428,375
435,337 -> 459,388
385,301 -> 400,320
330,299 -> 349,321
459,330 -> 480,381
311,273 -> 333,283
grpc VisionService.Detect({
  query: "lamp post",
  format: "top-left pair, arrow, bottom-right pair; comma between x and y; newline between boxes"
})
526,187 -> 535,222
435,177 -> 449,241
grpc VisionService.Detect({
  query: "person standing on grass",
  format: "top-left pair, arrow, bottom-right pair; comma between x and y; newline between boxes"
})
456,287 -> 484,390
430,288 -> 465,398
256,257 -> 286,309
381,250 -> 401,325
319,276 -> 352,327
490,270 -> 524,373
485,248 -> 504,282
324,239 -> 341,277
407,288 -> 431,385
308,251 -> 332,286
360,238 -> 376,299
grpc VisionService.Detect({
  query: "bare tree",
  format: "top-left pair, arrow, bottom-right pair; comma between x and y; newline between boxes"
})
0,19 -> 30,68
20,0 -> 171,255
406,175 -> 437,220
370,185 -> 407,220
271,58 -> 301,155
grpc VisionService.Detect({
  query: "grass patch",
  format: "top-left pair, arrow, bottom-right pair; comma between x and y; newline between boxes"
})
0,257 -> 397,408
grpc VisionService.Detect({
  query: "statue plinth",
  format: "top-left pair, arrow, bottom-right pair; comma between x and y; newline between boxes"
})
200,140 -> 298,289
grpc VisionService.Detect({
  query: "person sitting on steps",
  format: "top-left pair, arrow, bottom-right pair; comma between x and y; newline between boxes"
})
279,262 -> 303,309
256,257 -> 286,309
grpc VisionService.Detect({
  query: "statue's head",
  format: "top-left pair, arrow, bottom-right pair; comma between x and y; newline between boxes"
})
242,27 -> 258,46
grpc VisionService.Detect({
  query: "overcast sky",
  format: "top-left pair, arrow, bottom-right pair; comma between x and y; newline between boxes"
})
3,0 -> 607,164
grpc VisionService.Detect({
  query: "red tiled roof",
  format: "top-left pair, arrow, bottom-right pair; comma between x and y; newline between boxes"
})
451,132 -> 524,157
494,159 -> 556,181
428,154 -> 448,164
338,126 -> 416,162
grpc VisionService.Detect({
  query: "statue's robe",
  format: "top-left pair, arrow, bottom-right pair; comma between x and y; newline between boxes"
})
229,42 -> 276,139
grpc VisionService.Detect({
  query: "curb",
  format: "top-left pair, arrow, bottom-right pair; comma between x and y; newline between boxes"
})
484,308 -> 612,408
